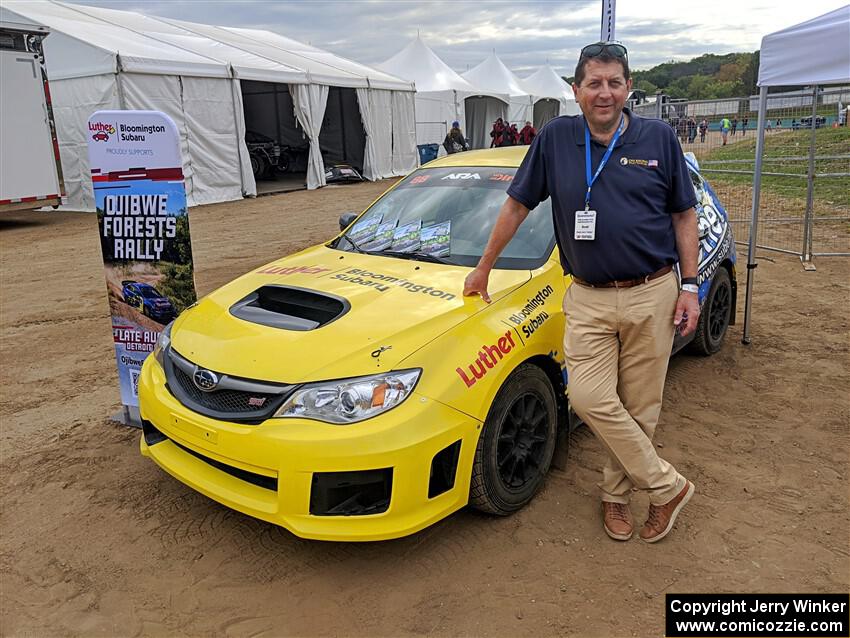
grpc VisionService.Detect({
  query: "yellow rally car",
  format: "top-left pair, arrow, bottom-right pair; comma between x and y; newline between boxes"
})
139,147 -> 736,541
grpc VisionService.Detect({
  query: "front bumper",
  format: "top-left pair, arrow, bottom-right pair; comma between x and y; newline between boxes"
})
138,358 -> 482,541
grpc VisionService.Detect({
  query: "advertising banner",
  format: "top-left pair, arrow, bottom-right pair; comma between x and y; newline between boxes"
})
87,110 -> 197,422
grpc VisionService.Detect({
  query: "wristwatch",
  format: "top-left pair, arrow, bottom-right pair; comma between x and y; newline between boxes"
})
681,283 -> 699,294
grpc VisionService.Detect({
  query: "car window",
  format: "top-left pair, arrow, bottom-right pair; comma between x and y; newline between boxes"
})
140,287 -> 160,298
333,167 -> 555,270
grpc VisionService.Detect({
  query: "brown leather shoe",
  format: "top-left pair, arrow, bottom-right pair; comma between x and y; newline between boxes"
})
640,481 -> 695,543
602,501 -> 634,541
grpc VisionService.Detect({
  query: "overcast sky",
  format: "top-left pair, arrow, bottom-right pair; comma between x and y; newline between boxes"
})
64,0 -> 845,77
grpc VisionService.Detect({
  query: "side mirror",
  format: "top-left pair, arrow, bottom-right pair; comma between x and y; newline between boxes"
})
339,211 -> 358,231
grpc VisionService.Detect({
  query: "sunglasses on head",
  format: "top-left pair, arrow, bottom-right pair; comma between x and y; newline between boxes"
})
580,41 -> 628,60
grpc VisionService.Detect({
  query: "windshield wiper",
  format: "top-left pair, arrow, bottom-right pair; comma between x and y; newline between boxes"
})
367,249 -> 452,264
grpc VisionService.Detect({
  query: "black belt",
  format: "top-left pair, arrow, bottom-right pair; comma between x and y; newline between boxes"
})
571,265 -> 673,289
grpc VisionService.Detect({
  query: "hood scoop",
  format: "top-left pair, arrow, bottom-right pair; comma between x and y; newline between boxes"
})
230,285 -> 350,331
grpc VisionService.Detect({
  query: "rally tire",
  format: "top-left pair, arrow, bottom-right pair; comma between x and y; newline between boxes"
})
250,153 -> 268,180
469,363 -> 557,515
688,267 -> 732,356
276,151 -> 292,174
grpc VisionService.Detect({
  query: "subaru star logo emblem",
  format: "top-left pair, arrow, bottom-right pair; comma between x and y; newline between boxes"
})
193,368 -> 219,392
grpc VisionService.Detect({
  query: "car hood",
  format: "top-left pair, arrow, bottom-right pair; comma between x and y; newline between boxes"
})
170,245 -> 530,383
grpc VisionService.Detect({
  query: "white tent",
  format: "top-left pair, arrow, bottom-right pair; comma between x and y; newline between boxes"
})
462,52 -> 530,144
377,37 -> 509,151
522,65 -> 580,128
1,0 -> 417,210
758,5 -> 850,87
743,5 -> 850,342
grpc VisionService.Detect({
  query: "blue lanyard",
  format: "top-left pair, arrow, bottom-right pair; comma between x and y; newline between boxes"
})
584,113 -> 624,210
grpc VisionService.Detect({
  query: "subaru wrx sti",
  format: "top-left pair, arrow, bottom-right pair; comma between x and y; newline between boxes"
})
139,147 -> 736,541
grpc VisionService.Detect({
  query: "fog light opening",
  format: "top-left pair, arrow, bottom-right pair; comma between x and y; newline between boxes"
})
428,440 -> 461,499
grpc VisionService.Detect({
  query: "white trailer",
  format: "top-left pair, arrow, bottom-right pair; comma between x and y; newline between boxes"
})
0,20 -> 64,213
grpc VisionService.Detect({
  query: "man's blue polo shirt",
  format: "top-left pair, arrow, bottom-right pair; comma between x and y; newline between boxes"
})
507,108 -> 697,284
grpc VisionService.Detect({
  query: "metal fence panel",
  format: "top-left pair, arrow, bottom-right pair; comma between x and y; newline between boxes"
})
634,88 -> 850,259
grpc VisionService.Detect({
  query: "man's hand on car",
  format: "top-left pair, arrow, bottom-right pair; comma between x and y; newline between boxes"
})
463,268 -> 492,303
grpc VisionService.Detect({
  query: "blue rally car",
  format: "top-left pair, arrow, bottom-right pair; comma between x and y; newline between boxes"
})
121,281 -> 176,323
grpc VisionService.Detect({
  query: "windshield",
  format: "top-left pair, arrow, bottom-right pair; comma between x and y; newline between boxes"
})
332,166 -> 555,269
140,286 -> 162,299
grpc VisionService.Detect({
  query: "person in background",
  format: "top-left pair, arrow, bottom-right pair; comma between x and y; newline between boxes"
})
464,40 -> 698,544
498,122 -> 515,147
766,119 -> 772,133
677,117 -> 688,144
687,117 -> 697,144
698,118 -> 708,142
776,118 -> 782,128
489,118 -> 506,148
731,116 -> 738,136
508,123 -> 520,146
443,121 -> 469,154
720,116 -> 731,145
519,121 -> 537,145
791,118 -> 800,130
741,117 -> 749,136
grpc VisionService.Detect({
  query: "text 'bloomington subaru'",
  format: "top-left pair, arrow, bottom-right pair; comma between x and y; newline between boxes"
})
138,147 -> 736,541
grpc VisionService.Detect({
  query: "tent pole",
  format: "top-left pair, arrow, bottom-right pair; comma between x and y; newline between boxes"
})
742,85 -> 768,345
800,84 -> 819,267
228,67 -> 248,197
115,54 -> 127,109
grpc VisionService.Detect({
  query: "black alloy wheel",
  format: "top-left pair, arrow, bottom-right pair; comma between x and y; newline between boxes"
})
497,393 -> 550,489
470,363 -> 557,515
688,267 -> 732,355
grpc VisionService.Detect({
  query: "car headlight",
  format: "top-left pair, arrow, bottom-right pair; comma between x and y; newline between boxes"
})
152,321 -> 173,368
274,369 -> 421,424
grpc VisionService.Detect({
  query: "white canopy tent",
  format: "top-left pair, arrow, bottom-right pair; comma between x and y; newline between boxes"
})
522,65 -> 580,128
377,37 -> 509,151
758,5 -> 850,87
1,0 -> 417,210
743,4 -> 850,342
462,52 -> 530,140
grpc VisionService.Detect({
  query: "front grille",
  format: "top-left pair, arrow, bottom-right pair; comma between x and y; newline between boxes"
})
163,348 -> 295,424
172,365 -> 276,414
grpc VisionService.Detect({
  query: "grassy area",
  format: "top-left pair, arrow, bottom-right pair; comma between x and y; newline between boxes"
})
697,127 -> 850,211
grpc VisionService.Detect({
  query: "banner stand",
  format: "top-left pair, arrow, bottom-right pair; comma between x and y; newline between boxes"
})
87,110 -> 198,427
111,406 -> 141,428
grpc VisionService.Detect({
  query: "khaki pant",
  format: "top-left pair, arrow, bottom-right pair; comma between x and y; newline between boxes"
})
563,271 -> 686,506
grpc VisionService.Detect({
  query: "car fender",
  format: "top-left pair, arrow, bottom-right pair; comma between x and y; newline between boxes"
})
399,263 -> 567,423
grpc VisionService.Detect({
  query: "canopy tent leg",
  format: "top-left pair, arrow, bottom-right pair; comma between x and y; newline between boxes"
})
800,85 -> 819,270
742,85 -> 768,345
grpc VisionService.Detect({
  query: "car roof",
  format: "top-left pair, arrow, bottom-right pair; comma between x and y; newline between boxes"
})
422,147 -> 528,169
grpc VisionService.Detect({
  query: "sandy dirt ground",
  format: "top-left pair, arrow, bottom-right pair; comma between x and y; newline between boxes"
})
1,180 -> 848,637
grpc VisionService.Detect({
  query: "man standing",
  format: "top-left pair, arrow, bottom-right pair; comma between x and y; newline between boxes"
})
720,116 -> 731,145
463,41 -> 698,543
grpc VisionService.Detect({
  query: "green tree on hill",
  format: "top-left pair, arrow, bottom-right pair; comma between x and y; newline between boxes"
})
631,51 -> 756,100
